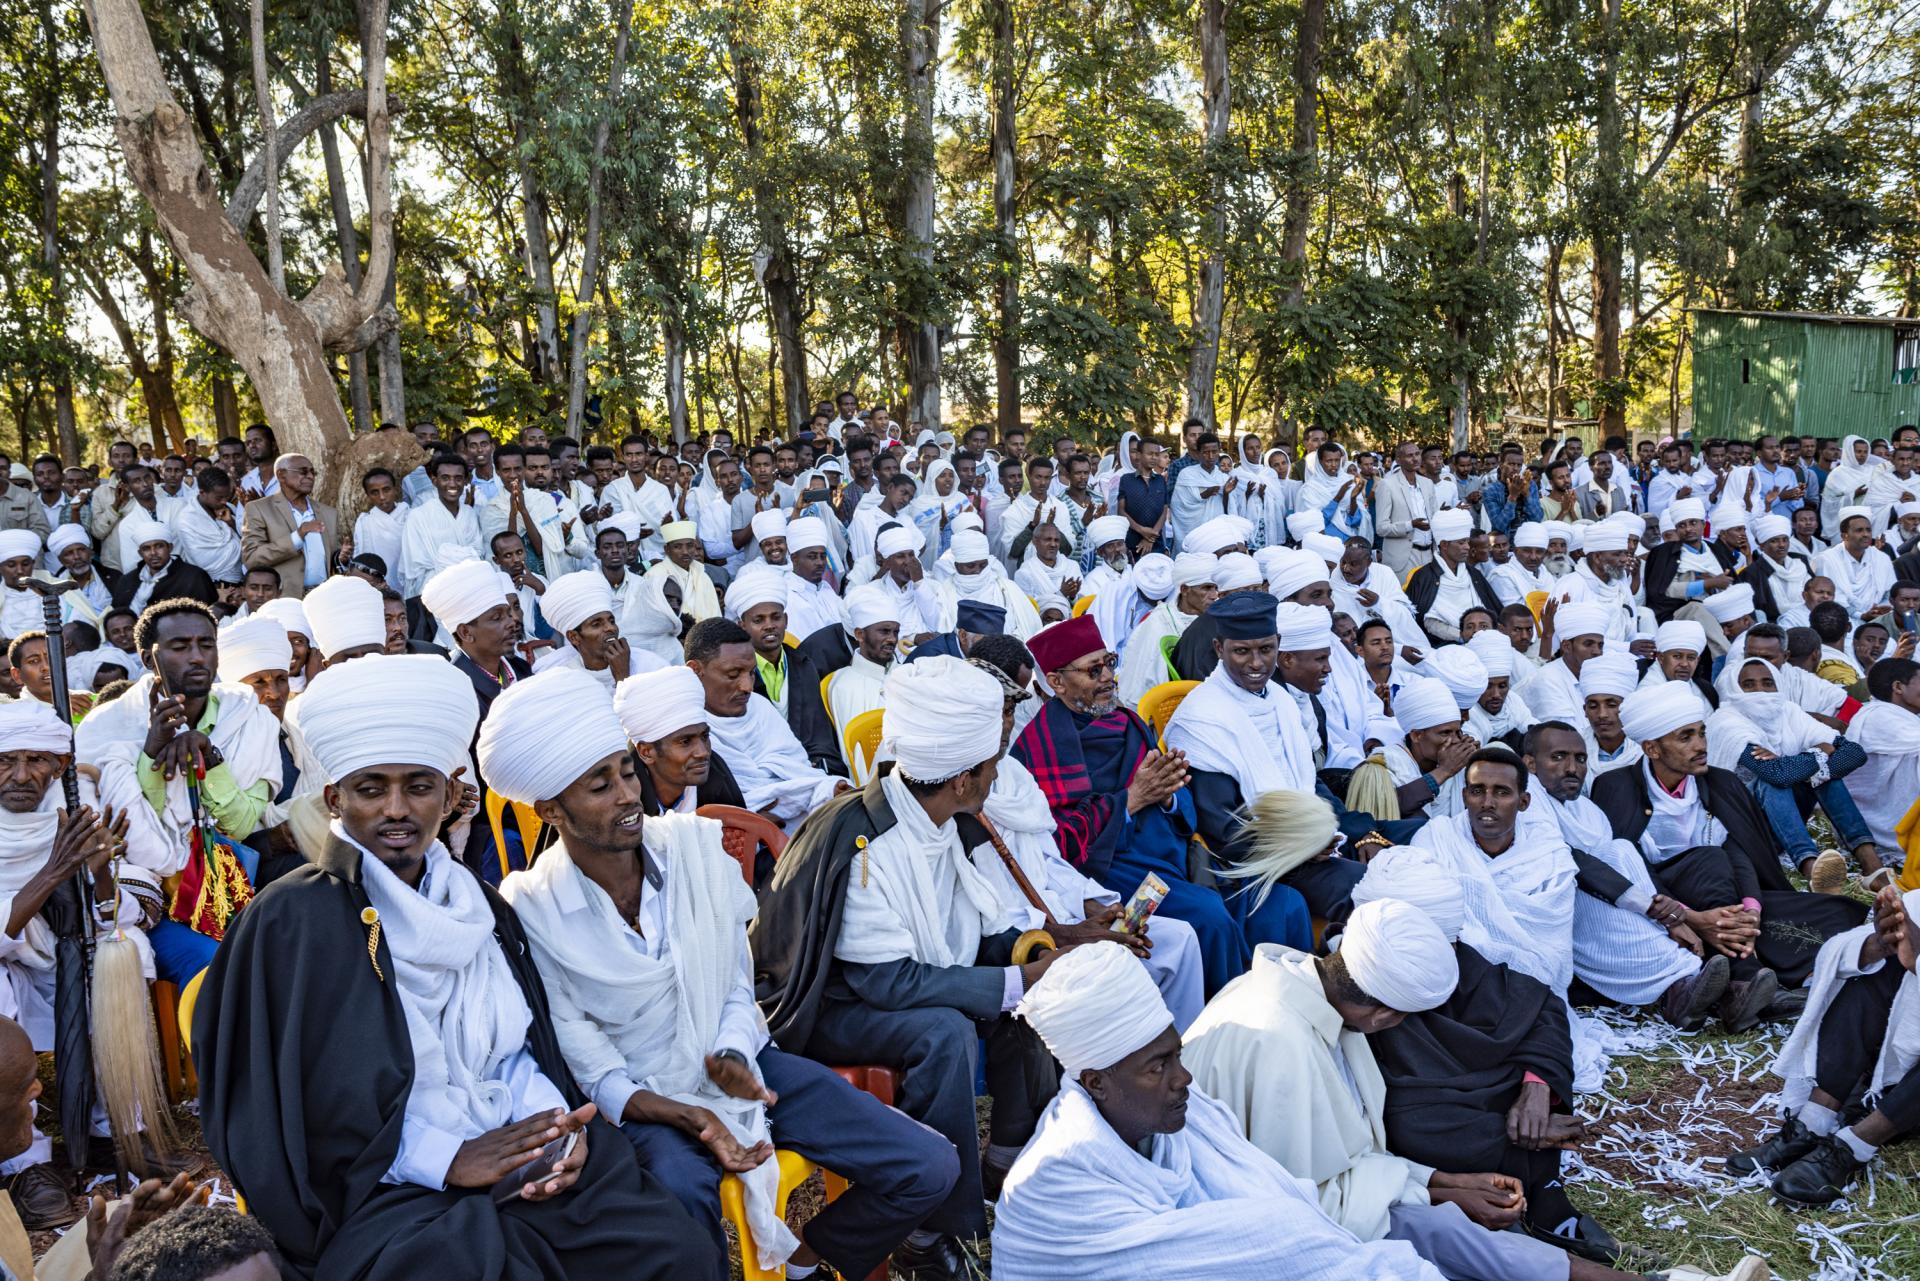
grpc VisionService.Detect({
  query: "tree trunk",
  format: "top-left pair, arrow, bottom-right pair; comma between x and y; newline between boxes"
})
1278,0 -> 1323,307
989,0 -> 1020,438
377,262 -> 405,423
502,11 -> 563,398
1587,0 -> 1626,439
211,373 -> 240,438
316,52 -> 373,433
250,0 -> 284,289
1182,0 -> 1230,428
727,10 -> 808,433
36,0 -> 80,464
664,316 -> 689,443
132,229 -> 187,450
900,0 -> 941,432
563,0 -> 634,435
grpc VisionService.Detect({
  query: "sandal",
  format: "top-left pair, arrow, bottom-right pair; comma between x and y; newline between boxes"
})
1858,866 -> 1895,893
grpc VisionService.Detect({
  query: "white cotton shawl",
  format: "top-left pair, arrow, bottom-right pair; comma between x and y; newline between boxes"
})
991,1082 -> 1440,1281
1163,666 -> 1317,797
358,835 -> 533,1143
1813,541 -> 1895,618
1840,701 -> 1920,849
1773,895 -> 1920,1111
502,821 -> 795,1268
836,770 -> 1017,967
975,756 -> 1104,925
703,694 -> 840,824
169,500 -> 244,583
1706,657 -> 1827,768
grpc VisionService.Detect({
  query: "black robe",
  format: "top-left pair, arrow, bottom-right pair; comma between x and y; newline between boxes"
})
1170,613 -> 1221,682
754,643 -> 848,777
192,835 -> 718,1281
1403,560 -> 1503,641
1739,550 -> 1811,622
1370,943 -> 1573,1175
108,556 -> 220,610
1643,539 -> 1738,623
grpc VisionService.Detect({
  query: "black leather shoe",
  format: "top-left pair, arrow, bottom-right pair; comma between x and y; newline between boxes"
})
1524,1212 -> 1622,1265
1660,954 -> 1731,1028
4,1162 -> 78,1230
1772,1134 -> 1865,1206
1762,987 -> 1808,1022
893,1234 -> 970,1281
1729,1115 -> 1819,1175
1720,969 -> 1778,1034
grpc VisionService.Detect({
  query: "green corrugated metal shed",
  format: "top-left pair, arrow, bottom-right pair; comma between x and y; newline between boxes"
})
1691,308 -> 1920,440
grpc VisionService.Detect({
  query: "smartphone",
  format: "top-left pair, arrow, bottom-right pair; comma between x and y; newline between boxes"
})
801,486 -> 830,504
490,1128 -> 579,1204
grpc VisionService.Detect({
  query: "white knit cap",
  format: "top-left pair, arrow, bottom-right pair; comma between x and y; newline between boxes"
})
303,574 -> 386,659
1554,601 -> 1611,640
1212,552 -> 1262,592
1338,897 -> 1459,1011
1654,619 -> 1707,654
216,616 -> 294,683
1619,682 -> 1707,745
724,563 -> 789,619
541,571 -> 617,634
750,509 -> 788,544
297,653 -> 479,783
422,557 -> 508,631
614,666 -> 708,744
881,655 -> 1002,783
1421,646 -> 1489,709
1275,602 -> 1334,651
256,598 -> 311,641
477,667 -> 627,805
1577,651 -> 1639,700
1286,512 -> 1326,541
1172,552 -> 1216,588
1131,553 -> 1175,601
1264,547 -> 1331,600
1668,498 -> 1706,524
45,525 -> 88,558
121,515 -> 171,551
787,517 -> 829,553
876,525 -> 918,559
1085,515 -> 1128,550
0,699 -> 70,754
1015,940 -> 1170,1078
1581,523 -> 1630,553
1512,522 -> 1548,550
1394,676 -> 1462,732
1350,846 -> 1466,942
1185,516 -> 1244,556
1751,514 -> 1791,543
1466,630 -> 1513,678
1431,509 -> 1473,541
846,585 -> 900,631
1702,583 -> 1756,624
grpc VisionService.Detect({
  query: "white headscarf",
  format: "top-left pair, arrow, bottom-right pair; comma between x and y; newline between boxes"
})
216,617 -> 293,684
1350,846 -> 1466,942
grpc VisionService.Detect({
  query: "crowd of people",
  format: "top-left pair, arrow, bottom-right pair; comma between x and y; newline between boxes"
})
0,409 -> 1913,1279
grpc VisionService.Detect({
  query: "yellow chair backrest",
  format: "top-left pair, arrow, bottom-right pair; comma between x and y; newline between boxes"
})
720,1150 -> 823,1281
1071,594 -> 1095,618
1896,797 -> 1920,892
819,670 -> 836,710
1403,565 -> 1421,590
843,708 -> 885,785
178,967 -> 207,1054
486,788 -> 545,880
784,631 -> 801,650
1138,680 -> 1200,747
1525,589 -> 1548,628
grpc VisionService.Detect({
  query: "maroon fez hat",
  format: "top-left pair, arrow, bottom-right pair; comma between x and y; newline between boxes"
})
1027,614 -> 1105,674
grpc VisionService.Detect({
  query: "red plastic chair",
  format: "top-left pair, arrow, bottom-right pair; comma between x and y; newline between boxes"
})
694,804 -> 787,886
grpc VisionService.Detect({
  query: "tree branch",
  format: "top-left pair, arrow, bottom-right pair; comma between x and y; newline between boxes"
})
223,88 -> 397,227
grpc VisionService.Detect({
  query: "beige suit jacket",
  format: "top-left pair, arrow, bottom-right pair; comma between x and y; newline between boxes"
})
241,493 -> 340,598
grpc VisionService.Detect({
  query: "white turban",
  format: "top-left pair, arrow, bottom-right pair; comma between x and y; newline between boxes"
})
1394,676 -> 1462,732
1702,583 -> 1756,624
787,517 -> 829,553
217,617 -> 294,683
1749,514 -> 1789,543
1430,509 -> 1472,541
750,509 -> 788,544
846,585 -> 900,631
1131,553 -> 1175,602
541,571 -> 616,634
1607,510 -> 1646,538
660,520 -> 698,544
1513,522 -> 1548,550
46,525 -> 88,558
477,667 -> 627,805
1554,601 -> 1610,641
0,699 -> 69,754
1655,619 -> 1706,654
1709,504 -> 1746,530
1351,846 -> 1466,942
950,529 -> 991,563
0,531 -> 39,565
724,563 -> 790,619
1265,548 -> 1331,600
422,557 -> 508,631
1015,940 -> 1170,1079
1338,897 -> 1458,1012
1658,508 -> 1676,534
1581,523 -> 1629,553
1212,552 -> 1262,592
1619,681 -> 1707,745
1275,602 -> 1333,651
1302,532 -> 1346,564
121,515 -> 171,552
1668,498 -> 1706,524
1837,504 -> 1874,529
615,666 -> 709,744
1466,630 -> 1513,678
1185,516 -> 1244,556
1542,521 -> 1574,547
1085,515 -> 1129,550
1897,502 -> 1920,522
298,654 -> 479,783
1421,646 -> 1488,709
256,598 -> 311,641
876,525 -> 918,559
1286,512 -> 1326,542
603,511 -> 643,542
1578,651 -> 1639,700
881,655 -> 1002,782
951,511 -> 984,535
303,574 -> 386,659
1172,553 -> 1216,589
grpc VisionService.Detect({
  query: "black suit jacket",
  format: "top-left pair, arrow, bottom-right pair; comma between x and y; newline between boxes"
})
1404,560 -> 1503,638
1643,539 -> 1738,623
754,643 -> 848,777
108,557 -> 219,610
1590,762 -> 1789,894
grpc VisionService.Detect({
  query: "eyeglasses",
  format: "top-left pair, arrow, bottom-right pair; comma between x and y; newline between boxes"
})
1062,655 -> 1117,679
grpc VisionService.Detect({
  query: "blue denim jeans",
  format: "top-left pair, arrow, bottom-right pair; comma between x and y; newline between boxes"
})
1750,776 -> 1872,866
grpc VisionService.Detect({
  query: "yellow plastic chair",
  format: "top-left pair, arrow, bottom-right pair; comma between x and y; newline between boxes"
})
819,670 -> 836,711
1138,680 -> 1199,747
784,631 -> 801,650
486,789 -> 545,880
1525,589 -> 1548,628
178,967 -> 249,1216
1895,797 -> 1920,892
843,708 -> 885,785
1071,594 -> 1095,618
719,1150 -> 820,1281
1403,565 -> 1421,590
